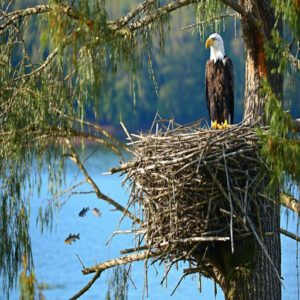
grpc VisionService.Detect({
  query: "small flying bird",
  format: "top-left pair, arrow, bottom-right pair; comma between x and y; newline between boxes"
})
205,33 -> 234,129
78,207 -> 89,217
92,207 -> 101,217
64,233 -> 80,245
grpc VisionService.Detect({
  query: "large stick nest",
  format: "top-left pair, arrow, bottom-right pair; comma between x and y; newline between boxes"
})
116,119 -> 271,263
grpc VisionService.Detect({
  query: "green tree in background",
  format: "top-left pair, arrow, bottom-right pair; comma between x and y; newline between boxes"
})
0,0 -> 300,299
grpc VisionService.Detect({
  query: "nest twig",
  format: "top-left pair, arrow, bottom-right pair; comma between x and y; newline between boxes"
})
108,118 -> 280,285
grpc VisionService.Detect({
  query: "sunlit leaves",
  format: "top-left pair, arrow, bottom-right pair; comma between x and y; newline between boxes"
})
258,80 -> 300,194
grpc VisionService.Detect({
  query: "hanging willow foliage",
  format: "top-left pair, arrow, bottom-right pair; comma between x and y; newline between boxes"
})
0,0 -> 198,295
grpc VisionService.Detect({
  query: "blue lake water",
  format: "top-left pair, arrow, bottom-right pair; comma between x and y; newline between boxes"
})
4,150 -> 300,299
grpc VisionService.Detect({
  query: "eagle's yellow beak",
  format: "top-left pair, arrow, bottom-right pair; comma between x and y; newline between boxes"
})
205,38 -> 214,49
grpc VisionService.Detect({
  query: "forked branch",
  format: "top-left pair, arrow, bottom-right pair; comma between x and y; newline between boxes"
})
82,250 -> 162,275
69,270 -> 101,300
64,138 -> 142,224
70,250 -> 162,299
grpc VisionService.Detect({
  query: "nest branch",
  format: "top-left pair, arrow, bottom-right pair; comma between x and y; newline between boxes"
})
74,119 -> 298,297
102,119 -> 284,292
82,250 -> 162,275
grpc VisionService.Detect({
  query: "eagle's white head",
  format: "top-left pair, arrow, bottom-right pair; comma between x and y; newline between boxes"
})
205,33 -> 225,63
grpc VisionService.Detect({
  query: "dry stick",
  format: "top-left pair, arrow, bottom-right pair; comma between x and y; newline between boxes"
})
106,229 -> 145,244
106,227 -> 144,246
170,272 -> 190,296
219,208 -> 248,232
108,161 -> 139,175
243,171 -> 249,225
0,5 -> 51,34
114,0 -> 156,28
1,0 -> 14,18
280,192 -> 300,215
160,255 -> 186,286
280,228 -> 300,242
106,195 -> 140,246
76,254 -> 86,269
64,138 -> 142,224
69,270 -> 101,300
124,264 -> 137,290
13,46 -> 58,81
126,0 -> 202,31
121,245 -> 149,255
120,121 -> 133,143
183,267 -> 202,275
49,180 -> 86,201
12,26 -> 83,82
223,144 -> 234,254
204,162 -> 283,285
83,250 -> 161,275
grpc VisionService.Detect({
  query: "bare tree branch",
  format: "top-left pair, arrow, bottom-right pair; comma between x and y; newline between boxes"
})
0,4 -> 84,35
64,138 -> 142,224
82,250 -> 161,275
69,270 -> 101,300
70,249 -> 162,300
280,228 -> 300,242
0,5 -> 51,34
114,0 -> 157,28
126,0 -> 199,32
280,192 -> 300,215
220,0 -> 261,31
13,47 -> 58,82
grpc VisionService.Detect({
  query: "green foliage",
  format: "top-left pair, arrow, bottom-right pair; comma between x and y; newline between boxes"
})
265,1 -> 300,113
258,80 -> 300,193
19,256 -> 36,300
265,29 -> 289,75
0,193 -> 32,294
195,0 -> 226,37
272,0 -> 300,40
260,1 -> 300,193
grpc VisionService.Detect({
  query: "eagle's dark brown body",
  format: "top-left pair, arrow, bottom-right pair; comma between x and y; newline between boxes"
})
205,56 -> 234,124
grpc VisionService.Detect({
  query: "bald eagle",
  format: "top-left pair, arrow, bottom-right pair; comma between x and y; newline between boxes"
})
205,33 -> 234,129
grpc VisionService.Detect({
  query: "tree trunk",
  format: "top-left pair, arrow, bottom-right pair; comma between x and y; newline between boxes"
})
220,201 -> 281,300
227,0 -> 282,299
198,1 -> 283,299
242,0 -> 283,123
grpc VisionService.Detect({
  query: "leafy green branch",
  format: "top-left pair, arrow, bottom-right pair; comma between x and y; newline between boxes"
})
258,80 -> 300,193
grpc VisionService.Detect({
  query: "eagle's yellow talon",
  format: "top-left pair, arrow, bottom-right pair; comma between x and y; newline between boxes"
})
221,120 -> 229,129
211,120 -> 219,129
